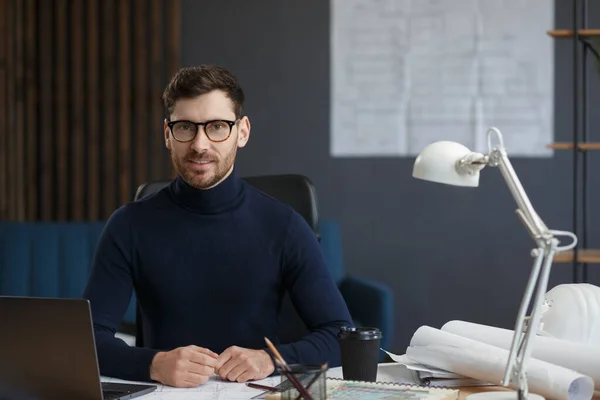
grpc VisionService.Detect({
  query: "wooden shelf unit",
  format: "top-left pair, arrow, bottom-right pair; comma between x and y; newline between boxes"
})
547,142 -> 600,150
554,249 -> 600,264
548,2 -> 599,282
547,29 -> 600,37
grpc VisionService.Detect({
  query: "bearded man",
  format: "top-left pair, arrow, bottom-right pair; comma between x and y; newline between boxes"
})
83,64 -> 353,388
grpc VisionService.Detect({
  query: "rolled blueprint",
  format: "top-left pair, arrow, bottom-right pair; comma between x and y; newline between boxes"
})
441,320 -> 600,388
406,326 -> 594,400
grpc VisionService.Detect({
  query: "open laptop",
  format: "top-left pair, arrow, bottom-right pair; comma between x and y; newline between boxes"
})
0,296 -> 156,400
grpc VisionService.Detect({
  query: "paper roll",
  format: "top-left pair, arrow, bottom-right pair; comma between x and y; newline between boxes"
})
406,326 -> 594,400
441,320 -> 600,389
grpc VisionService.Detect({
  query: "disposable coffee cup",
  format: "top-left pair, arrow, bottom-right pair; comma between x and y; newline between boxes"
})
338,326 -> 382,382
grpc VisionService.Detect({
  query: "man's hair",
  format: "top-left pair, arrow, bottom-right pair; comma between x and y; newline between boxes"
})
162,64 -> 245,119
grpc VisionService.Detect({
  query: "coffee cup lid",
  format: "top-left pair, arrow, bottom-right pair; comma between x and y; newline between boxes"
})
338,326 -> 382,340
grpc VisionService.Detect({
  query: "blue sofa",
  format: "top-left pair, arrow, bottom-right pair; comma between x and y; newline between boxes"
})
0,219 -> 393,349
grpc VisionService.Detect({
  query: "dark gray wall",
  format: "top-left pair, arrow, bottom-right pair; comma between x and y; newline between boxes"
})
181,0 -> 600,353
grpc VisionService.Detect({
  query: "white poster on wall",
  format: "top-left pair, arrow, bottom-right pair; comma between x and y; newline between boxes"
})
330,0 -> 554,157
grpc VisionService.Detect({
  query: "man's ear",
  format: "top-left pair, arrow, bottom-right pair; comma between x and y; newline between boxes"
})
237,116 -> 250,148
164,119 -> 172,150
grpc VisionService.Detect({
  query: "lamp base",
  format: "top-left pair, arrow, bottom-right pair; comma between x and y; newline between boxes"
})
466,392 -> 545,400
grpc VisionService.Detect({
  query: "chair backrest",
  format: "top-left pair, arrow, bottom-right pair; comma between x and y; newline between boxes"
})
135,174 -> 320,237
133,173 -> 320,347
242,175 -> 319,236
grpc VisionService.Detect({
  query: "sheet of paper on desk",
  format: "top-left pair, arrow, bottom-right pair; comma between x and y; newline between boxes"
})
102,374 -> 282,400
380,350 -> 491,387
381,350 -> 464,379
406,326 -> 595,400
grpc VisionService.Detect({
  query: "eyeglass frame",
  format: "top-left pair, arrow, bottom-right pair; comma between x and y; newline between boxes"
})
166,118 -> 240,143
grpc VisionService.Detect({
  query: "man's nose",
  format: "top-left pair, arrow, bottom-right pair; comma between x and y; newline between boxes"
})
190,127 -> 211,152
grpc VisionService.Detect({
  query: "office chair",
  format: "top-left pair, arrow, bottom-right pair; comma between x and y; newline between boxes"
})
134,174 -> 319,238
132,173 -> 321,347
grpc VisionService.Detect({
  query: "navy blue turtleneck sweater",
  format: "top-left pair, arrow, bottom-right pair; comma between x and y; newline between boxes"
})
83,170 -> 353,382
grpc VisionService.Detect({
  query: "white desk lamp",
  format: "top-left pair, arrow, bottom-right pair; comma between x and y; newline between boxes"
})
412,127 -> 578,400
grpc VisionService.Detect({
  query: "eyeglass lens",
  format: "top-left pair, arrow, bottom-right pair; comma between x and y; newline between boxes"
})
172,120 -> 231,142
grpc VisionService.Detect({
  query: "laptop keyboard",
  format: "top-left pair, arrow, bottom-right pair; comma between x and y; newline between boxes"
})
102,389 -> 128,399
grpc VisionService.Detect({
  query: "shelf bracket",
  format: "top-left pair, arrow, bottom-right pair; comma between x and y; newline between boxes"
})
579,37 -> 600,70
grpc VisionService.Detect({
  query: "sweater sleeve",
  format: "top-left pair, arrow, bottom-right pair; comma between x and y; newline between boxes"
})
83,206 -> 159,382
274,211 -> 354,367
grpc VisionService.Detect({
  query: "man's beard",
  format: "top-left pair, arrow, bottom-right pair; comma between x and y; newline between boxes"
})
171,146 -> 237,190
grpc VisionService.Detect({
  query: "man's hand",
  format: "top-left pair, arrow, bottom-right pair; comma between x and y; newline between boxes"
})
215,346 -> 275,382
150,345 -> 218,387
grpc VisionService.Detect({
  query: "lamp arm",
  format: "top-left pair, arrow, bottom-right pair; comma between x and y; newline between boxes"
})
461,128 -> 550,242
493,151 -> 571,400
489,146 -> 549,241
493,146 -> 551,398
479,129 -> 577,400
430,128 -> 579,399
502,240 -> 557,400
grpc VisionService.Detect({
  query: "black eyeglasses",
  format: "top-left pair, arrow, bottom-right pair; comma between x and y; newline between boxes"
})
167,119 -> 239,143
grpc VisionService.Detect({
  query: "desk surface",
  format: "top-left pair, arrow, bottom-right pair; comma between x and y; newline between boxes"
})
100,363 -> 547,400
375,363 -> 509,400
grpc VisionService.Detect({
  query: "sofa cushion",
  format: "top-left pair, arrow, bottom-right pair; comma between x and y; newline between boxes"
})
0,222 -> 136,324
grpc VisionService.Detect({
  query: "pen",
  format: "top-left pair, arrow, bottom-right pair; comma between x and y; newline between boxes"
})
246,382 -> 280,392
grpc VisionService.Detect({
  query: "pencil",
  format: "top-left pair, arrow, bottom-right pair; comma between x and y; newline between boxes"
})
264,337 -> 289,370
293,363 -> 327,400
264,337 -> 314,400
246,382 -> 279,392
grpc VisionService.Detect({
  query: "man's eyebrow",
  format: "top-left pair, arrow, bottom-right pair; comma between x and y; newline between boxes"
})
171,116 -> 235,122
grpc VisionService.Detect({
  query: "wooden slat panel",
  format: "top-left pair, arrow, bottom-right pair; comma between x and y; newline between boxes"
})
102,0 -> 117,218
134,0 -> 148,190
87,0 -> 100,220
166,0 -> 180,79
119,0 -> 131,205
1,0 -> 181,221
166,0 -> 180,179
71,0 -> 85,220
0,0 -> 8,220
14,0 -> 25,221
5,0 -> 16,220
151,0 -> 164,181
55,0 -> 69,220
25,0 -> 38,221
39,0 -> 54,220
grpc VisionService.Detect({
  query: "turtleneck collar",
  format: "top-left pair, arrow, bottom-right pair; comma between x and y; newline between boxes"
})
168,169 -> 244,214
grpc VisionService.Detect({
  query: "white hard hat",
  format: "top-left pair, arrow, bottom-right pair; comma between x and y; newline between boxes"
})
540,283 -> 600,346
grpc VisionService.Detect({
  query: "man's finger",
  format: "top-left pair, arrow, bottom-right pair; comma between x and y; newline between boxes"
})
226,363 -> 248,382
215,347 -> 233,370
189,351 -> 218,368
190,346 -> 219,359
181,369 -> 211,386
186,361 -> 214,377
182,379 -> 202,388
217,358 -> 240,380
235,370 -> 255,383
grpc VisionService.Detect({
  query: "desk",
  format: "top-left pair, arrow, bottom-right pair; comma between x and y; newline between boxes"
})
373,363 -> 509,400
100,363 -> 543,400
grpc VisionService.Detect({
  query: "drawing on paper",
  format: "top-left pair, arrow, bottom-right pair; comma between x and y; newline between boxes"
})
330,0 -> 554,157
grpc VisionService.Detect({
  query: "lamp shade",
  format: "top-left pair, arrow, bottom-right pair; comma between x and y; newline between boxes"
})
412,141 -> 480,187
